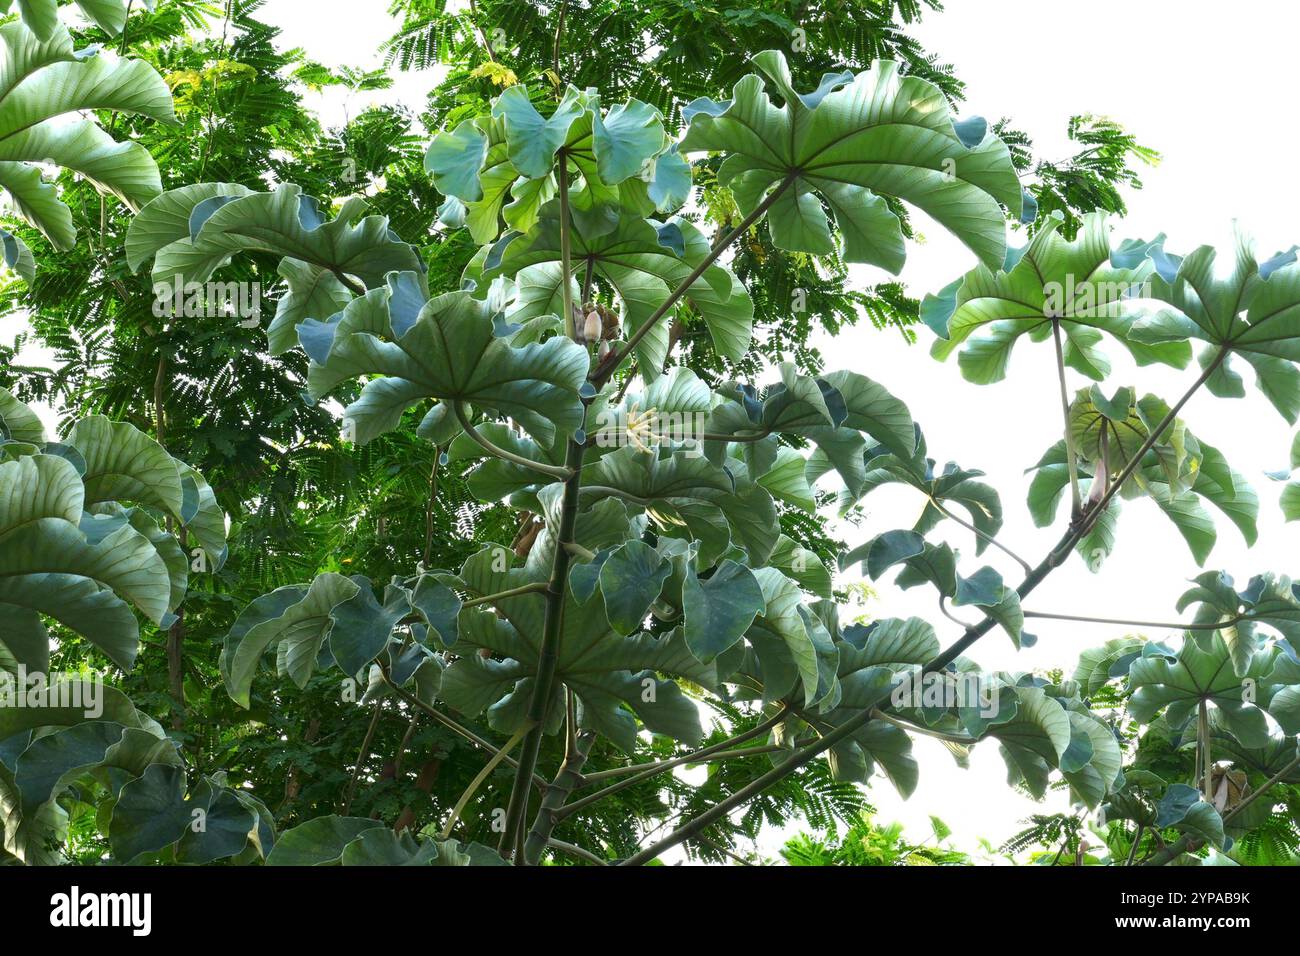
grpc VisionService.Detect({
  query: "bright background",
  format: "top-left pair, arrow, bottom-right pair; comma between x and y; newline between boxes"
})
6,0 -> 1299,858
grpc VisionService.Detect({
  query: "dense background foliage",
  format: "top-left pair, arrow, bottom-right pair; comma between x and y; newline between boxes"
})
6,0 -> 1294,867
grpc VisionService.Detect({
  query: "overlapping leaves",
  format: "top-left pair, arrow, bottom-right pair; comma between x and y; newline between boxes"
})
0,18 -> 174,277
680,49 -> 1023,270
0,395 -> 226,673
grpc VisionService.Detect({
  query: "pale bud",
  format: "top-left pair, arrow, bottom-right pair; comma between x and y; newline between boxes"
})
583,311 -> 601,342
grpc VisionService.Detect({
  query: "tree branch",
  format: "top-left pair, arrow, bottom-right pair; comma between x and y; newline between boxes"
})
592,175 -> 796,388
441,722 -> 533,839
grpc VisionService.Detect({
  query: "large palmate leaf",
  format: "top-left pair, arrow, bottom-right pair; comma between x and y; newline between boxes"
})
1,679 -> 164,863
220,572 -> 453,708
0,397 -> 221,673
1127,634 -> 1286,748
926,213 -> 1186,384
426,85 -> 686,247
0,454 -> 168,671
0,19 -> 173,269
1177,571 -> 1300,679
679,49 -> 1023,270
1028,392 -> 1257,569
1129,230 -> 1300,422
579,444 -> 779,566
437,547 -> 715,751
705,363 -> 915,499
302,278 -> 589,447
838,426 -> 1002,552
480,203 -> 752,374
2,676 -> 269,866
125,183 -> 425,352
0,385 -> 43,443
268,814 -> 494,866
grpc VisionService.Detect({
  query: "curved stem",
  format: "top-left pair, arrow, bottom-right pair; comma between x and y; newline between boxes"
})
1125,824 -> 1145,866
452,404 -> 573,480
380,674 -> 547,789
341,703 -> 383,815
547,838 -> 606,865
930,497 -> 1033,574
462,582 -> 551,607
619,526 -> 1077,866
558,155 -> 576,339
441,722 -> 533,840
1199,699 -> 1213,801
1078,346 -> 1229,536
592,175 -> 795,388
561,709 -> 790,822
870,709 -> 977,744
1051,318 -> 1083,517
1022,609 -> 1245,631
332,268 -> 366,297
699,429 -> 772,444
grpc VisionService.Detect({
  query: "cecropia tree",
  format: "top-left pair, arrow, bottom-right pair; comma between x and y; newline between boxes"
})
4,18 -> 1300,865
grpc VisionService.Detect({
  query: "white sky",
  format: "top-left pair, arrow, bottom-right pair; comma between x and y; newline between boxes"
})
5,0 -> 1298,860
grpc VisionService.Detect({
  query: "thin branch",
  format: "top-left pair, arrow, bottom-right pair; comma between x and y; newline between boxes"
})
930,497 -> 1032,574
1125,824 -> 1145,866
468,0 -> 497,61
560,710 -> 790,822
559,153 -> 576,339
441,723 -> 533,839
547,838 -> 607,865
1142,748 -> 1300,865
592,175 -> 796,387
699,429 -> 771,444
462,582 -> 551,607
380,675 -> 547,789
1199,699 -> 1213,801
341,703 -> 384,815
421,447 -> 442,570
1022,609 -> 1245,631
393,713 -> 421,778
870,709 -> 977,744
1051,318 -> 1083,517
1079,346 -> 1229,534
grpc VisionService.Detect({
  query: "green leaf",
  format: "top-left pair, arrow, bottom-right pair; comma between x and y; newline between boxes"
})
491,85 -> 584,180
484,203 -> 753,368
682,51 -> 1021,268
307,285 -> 589,447
0,21 -> 173,256
681,559 -> 765,662
108,764 -> 192,862
267,815 -> 386,866
1134,232 -> 1300,421
593,99 -> 666,185
0,387 -> 44,443
1128,634 -> 1277,747
931,214 -> 1180,384
222,573 -> 360,707
598,540 -> 670,636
